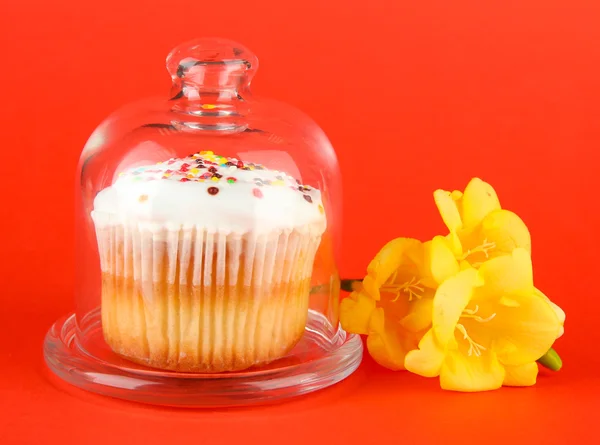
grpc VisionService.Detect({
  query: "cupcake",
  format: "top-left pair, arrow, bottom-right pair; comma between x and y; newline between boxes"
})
91,151 -> 326,373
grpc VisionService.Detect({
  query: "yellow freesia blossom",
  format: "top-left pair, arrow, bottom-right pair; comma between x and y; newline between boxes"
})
340,236 -> 458,370
434,177 -> 565,341
434,178 -> 531,266
404,248 -> 564,392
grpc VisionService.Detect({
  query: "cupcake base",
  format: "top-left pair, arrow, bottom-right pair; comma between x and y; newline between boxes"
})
92,219 -> 321,373
102,275 -> 310,372
44,308 -> 363,407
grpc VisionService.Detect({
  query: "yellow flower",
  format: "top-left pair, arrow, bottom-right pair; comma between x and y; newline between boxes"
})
340,236 -> 458,370
404,248 -> 564,392
434,178 -> 531,266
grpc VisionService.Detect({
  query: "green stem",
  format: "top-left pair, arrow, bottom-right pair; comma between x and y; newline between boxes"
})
310,279 -> 363,294
537,347 -> 562,371
340,279 -> 362,292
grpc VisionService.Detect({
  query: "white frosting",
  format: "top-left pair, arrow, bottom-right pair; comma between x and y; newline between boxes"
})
92,151 -> 326,235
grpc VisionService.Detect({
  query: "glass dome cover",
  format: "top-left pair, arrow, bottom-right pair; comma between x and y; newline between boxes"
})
44,38 -> 362,406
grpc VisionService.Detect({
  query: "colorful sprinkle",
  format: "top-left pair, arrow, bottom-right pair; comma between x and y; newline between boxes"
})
116,152 -> 323,207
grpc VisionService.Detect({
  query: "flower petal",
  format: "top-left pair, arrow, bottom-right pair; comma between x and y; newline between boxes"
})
363,238 -> 422,300
432,268 -> 481,345
489,292 -> 562,366
439,350 -> 505,392
407,241 -> 436,288
459,260 -> 472,271
367,308 -> 410,370
434,190 -> 463,232
499,296 -> 520,307
339,291 -> 376,335
535,288 -> 565,339
404,329 -> 445,377
461,178 -> 501,228
503,362 -> 538,387
447,232 -> 463,257
481,209 -> 532,256
400,297 -> 433,332
476,248 -> 534,300
426,235 -> 460,285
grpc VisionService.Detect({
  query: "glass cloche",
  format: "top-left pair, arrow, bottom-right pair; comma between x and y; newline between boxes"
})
44,38 -> 362,406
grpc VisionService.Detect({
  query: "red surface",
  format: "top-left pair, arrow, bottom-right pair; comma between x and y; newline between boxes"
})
1,0 -> 600,443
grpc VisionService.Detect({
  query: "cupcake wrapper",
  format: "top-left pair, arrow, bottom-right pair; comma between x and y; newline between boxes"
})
92,213 -> 321,372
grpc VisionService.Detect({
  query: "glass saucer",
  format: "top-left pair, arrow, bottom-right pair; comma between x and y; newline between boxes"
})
44,309 -> 363,407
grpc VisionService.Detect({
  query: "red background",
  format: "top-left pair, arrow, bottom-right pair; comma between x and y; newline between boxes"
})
1,0 -> 600,443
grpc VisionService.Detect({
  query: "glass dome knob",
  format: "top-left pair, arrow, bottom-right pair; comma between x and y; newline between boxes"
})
166,38 -> 258,95
165,38 -> 257,132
